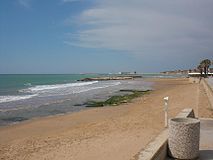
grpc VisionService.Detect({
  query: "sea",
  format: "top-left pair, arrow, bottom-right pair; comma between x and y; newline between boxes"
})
0,74 -> 185,126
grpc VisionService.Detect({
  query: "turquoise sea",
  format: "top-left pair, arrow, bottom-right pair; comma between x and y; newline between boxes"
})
0,74 -> 99,96
0,74 -> 185,126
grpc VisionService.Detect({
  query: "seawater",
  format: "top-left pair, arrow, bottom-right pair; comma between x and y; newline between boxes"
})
0,74 -> 154,126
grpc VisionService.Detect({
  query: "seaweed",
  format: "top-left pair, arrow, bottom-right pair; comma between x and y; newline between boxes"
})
85,90 -> 150,107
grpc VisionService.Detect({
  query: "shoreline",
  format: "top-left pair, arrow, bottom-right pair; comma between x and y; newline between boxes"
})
1,78 -> 212,160
0,78 -> 152,126
0,89 -> 151,129
0,79 -> 151,127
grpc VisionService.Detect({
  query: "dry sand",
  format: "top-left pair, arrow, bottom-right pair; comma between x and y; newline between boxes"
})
0,78 -> 212,160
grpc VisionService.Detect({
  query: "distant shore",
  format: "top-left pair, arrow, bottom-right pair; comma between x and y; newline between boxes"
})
0,78 -> 212,160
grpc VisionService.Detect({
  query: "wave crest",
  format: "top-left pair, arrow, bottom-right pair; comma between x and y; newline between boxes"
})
20,81 -> 99,93
0,94 -> 37,103
1,81 -> 121,103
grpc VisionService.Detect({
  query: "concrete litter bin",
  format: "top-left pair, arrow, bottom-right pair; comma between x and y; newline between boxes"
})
168,117 -> 200,159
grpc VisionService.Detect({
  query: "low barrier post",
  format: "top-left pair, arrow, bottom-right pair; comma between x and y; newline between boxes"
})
164,97 -> 169,128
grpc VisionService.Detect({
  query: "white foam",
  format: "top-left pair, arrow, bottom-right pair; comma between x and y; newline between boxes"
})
0,94 -> 37,103
72,81 -> 121,94
24,83 -> 32,86
20,81 -> 99,93
39,81 -> 121,96
4,81 -> 121,102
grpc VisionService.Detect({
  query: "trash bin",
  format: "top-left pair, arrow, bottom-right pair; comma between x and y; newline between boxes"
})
168,117 -> 200,159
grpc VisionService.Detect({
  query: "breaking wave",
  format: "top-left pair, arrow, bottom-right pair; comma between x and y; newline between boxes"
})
20,81 -> 99,93
0,81 -> 121,104
0,94 -> 37,103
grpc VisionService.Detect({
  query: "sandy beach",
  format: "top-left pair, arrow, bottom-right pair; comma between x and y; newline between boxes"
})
0,78 -> 212,160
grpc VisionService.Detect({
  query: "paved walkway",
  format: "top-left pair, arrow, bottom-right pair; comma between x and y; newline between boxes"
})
207,78 -> 213,90
199,118 -> 213,160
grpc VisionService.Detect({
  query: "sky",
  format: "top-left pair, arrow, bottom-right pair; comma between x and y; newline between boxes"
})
0,0 -> 212,74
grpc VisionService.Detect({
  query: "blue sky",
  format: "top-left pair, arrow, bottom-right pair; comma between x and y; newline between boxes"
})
0,0 -> 212,74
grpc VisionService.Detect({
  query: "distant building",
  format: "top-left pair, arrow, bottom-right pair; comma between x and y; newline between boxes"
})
160,70 -> 188,74
188,72 -> 213,77
118,72 -> 133,75
161,68 -> 213,77
188,68 -> 213,77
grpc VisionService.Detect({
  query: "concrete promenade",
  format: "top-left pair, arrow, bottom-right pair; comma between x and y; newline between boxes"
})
207,78 -> 213,90
199,118 -> 213,160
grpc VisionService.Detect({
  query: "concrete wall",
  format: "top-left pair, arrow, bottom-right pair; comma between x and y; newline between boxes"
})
176,108 -> 195,118
136,130 -> 168,160
136,108 -> 195,160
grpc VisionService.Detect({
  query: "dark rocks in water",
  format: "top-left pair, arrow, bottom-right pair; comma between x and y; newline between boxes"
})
49,110 -> 65,115
119,89 -> 150,93
85,101 -> 105,107
74,103 -> 84,107
78,78 -> 94,81
1,117 -> 28,122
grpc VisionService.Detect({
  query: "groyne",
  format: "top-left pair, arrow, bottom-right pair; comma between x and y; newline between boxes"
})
78,75 -> 142,81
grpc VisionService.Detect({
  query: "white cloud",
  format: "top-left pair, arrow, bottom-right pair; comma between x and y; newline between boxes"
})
18,0 -> 32,8
62,0 -> 81,3
66,0 -> 213,56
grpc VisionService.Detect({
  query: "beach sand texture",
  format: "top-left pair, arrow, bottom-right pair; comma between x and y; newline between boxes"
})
0,78 -> 212,160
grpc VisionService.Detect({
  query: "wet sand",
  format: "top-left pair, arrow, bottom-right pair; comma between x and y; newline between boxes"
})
0,78 -> 212,160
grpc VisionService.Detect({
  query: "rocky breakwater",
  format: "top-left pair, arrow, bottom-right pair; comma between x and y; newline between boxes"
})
78,75 -> 142,81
